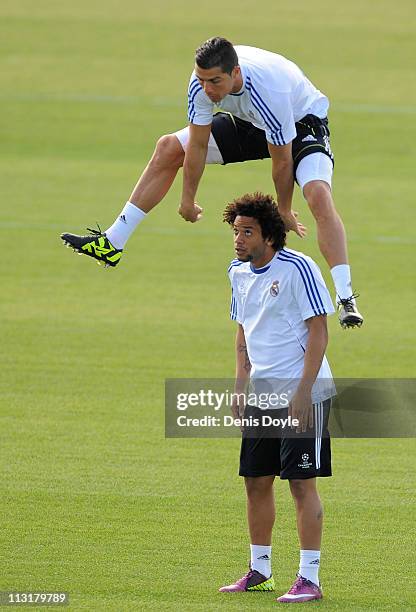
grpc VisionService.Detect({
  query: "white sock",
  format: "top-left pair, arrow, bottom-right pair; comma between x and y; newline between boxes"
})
250,544 -> 272,578
330,264 -> 354,301
299,549 -> 320,586
105,202 -> 146,249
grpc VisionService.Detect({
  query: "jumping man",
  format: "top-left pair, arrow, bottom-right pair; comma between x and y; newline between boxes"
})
61,37 -> 363,328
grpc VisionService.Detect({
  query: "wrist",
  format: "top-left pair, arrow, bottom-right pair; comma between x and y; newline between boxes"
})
277,203 -> 292,215
234,377 -> 248,393
297,379 -> 314,394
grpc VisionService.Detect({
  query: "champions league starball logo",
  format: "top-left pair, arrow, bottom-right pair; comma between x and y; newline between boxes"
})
299,453 -> 313,469
270,280 -> 280,297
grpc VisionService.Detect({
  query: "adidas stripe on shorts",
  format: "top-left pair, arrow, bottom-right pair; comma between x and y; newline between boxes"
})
239,399 -> 332,480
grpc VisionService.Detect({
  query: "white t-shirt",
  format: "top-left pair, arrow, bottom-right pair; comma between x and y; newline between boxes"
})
228,248 -> 336,405
188,45 -> 329,146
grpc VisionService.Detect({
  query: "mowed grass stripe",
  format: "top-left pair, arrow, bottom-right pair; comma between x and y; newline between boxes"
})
1,0 -> 415,609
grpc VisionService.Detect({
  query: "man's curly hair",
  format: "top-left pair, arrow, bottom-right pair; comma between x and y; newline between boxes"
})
223,192 -> 286,251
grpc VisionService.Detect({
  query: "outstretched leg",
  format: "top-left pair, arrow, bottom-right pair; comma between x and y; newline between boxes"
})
128,133 -> 185,213
303,180 -> 347,269
60,133 -> 185,266
61,116 -> 224,266
296,149 -> 363,329
303,179 -> 363,328
103,134 -> 185,249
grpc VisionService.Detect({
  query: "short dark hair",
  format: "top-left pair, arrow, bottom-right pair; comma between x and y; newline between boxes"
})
195,37 -> 238,75
223,192 -> 286,251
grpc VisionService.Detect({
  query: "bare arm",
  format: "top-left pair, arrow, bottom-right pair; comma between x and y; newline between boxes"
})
289,315 -> 328,431
300,315 -> 328,389
268,141 -> 306,238
179,123 -> 211,222
235,323 -> 251,384
233,324 -> 251,419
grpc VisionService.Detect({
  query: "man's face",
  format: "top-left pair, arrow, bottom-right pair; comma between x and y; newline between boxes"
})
194,64 -> 241,103
233,215 -> 273,265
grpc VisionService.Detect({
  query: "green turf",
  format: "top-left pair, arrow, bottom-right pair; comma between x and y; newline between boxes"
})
1,0 -> 415,609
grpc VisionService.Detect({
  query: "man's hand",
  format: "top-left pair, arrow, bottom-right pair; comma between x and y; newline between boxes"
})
231,395 -> 245,432
289,387 -> 313,433
231,398 -> 243,420
178,202 -> 203,222
181,123 -> 210,221
278,209 -> 307,238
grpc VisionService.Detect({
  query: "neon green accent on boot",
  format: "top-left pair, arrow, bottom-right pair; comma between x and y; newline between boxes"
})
81,240 -> 95,254
106,251 -> 122,263
247,575 -> 275,591
82,236 -> 117,258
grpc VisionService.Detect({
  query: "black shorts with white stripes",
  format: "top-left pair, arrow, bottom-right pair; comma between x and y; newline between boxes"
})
239,399 -> 332,480
211,112 -> 334,172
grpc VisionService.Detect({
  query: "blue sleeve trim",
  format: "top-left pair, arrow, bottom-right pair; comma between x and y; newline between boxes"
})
187,78 -> 203,122
245,77 -> 285,145
227,259 -> 243,273
230,289 -> 238,320
281,249 -> 326,312
277,251 -> 326,316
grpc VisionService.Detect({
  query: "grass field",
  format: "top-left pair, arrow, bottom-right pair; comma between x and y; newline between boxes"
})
1,0 -> 415,610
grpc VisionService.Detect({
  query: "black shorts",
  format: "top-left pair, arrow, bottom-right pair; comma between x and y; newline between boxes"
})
239,399 -> 332,480
211,112 -> 334,173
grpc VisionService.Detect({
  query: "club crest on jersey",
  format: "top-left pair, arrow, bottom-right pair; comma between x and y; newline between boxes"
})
270,280 -> 280,297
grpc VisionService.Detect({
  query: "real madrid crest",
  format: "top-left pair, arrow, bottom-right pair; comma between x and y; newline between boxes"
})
270,280 -> 279,297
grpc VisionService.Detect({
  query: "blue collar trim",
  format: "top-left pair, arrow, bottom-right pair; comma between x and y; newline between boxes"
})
250,263 -> 271,274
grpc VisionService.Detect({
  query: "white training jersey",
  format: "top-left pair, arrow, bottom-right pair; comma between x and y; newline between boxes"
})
228,248 -> 336,405
188,45 -> 329,146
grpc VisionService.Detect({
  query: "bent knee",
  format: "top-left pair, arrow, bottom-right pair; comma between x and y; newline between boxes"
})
304,181 -> 335,219
153,134 -> 184,168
